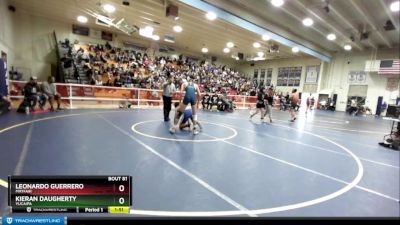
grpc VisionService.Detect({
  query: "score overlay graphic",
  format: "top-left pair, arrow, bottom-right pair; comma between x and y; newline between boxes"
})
8,176 -> 132,214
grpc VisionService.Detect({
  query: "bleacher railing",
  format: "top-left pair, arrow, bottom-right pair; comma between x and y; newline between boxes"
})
9,80 -> 258,109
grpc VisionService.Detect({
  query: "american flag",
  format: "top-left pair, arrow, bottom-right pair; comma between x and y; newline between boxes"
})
378,60 -> 400,75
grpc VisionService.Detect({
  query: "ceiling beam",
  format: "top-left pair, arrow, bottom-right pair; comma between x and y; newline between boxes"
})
123,0 -> 295,59
277,6 -> 347,51
328,4 -> 377,49
347,0 -> 392,48
177,0 -> 331,62
291,0 -> 363,51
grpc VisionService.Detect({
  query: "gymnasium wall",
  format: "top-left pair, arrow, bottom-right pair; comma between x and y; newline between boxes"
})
321,49 -> 399,112
214,57 -> 237,69
237,48 -> 399,112
236,56 -> 322,94
0,0 -> 15,67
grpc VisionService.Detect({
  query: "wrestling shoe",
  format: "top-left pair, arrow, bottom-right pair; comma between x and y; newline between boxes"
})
169,126 -> 176,134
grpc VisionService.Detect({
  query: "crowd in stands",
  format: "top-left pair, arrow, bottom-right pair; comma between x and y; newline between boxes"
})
58,39 -> 307,112
60,39 -> 259,96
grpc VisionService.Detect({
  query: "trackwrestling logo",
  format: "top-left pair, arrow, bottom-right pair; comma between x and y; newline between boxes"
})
2,216 -> 64,224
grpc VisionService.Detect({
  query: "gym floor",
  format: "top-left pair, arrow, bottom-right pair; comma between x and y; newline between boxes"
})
0,108 -> 398,217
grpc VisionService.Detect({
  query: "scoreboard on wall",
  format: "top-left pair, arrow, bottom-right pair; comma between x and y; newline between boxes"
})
8,176 -> 132,214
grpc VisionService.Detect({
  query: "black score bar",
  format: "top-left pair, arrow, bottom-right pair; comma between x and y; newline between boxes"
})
64,217 -> 400,225
11,206 -> 130,214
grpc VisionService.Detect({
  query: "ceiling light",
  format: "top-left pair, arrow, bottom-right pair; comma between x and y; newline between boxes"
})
257,52 -> 264,57
173,25 -> 182,32
302,18 -> 314,26
262,34 -> 270,41
344,45 -> 352,51
292,47 -> 299,53
145,26 -> 154,32
164,38 -> 175,43
152,35 -> 160,41
327,33 -> 336,41
201,47 -> 208,53
226,42 -> 234,48
223,48 -> 230,53
139,26 -> 154,38
390,1 -> 399,12
253,42 -> 261,48
271,0 -> 284,7
236,56 -> 239,60
103,4 -> 116,13
77,16 -> 88,23
205,11 -> 217,20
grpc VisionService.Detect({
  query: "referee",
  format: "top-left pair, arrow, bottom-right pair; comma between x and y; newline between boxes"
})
162,73 -> 176,122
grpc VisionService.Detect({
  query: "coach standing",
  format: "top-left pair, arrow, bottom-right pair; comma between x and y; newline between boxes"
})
162,73 -> 176,122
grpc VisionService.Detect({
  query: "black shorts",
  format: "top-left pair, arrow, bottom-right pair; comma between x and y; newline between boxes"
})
256,103 -> 265,108
291,103 -> 297,109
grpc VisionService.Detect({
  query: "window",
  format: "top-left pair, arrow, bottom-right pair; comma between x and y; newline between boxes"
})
260,69 -> 266,79
277,67 -> 301,86
253,69 -> 259,79
266,68 -> 272,86
259,69 -> 266,86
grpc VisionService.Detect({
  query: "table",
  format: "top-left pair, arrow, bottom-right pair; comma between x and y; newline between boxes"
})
383,117 -> 400,135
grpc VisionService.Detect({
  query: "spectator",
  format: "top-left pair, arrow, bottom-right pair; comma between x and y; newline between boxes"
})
219,92 -> 234,112
61,38 -> 70,48
23,76 -> 46,112
95,75 -> 103,86
202,93 -> 210,110
249,88 -> 256,96
89,76 -> 96,85
279,94 -> 286,111
209,93 -> 220,110
113,75 -> 123,87
41,76 -> 61,111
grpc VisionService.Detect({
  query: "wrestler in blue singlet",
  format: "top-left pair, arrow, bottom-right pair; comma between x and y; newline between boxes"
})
183,81 -> 197,106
